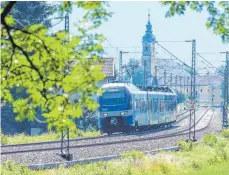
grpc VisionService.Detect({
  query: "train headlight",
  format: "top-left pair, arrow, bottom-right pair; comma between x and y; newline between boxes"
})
103,113 -> 108,116
120,111 -> 128,115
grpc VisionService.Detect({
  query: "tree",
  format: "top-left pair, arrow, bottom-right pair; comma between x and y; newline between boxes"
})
1,2 -> 55,135
161,1 -> 229,43
123,58 -> 144,85
10,1 -> 55,28
1,2 -> 112,131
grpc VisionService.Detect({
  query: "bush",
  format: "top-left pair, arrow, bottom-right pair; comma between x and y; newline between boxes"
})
121,150 -> 145,161
159,162 -> 171,174
203,134 -> 217,147
1,161 -> 30,175
221,129 -> 229,138
215,140 -> 229,160
179,140 -> 193,151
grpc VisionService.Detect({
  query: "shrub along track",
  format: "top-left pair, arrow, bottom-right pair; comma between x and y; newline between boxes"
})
1,108 -> 210,155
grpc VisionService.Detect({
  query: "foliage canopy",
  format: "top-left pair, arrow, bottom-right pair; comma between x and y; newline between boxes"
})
1,2 -> 112,131
161,1 -> 229,43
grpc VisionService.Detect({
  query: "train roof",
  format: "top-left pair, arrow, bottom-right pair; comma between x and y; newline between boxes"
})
101,83 -> 176,95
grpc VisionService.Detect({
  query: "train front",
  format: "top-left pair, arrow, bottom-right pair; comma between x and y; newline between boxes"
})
97,84 -> 134,134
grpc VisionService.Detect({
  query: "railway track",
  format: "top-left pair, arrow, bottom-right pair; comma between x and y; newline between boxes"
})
1,110 -> 190,149
28,109 -> 215,171
1,108 -> 212,155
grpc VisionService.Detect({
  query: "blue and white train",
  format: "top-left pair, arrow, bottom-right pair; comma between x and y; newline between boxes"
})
97,83 -> 177,135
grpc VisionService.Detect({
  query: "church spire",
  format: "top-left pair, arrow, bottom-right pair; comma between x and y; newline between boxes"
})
148,9 -> 150,22
142,10 -> 155,44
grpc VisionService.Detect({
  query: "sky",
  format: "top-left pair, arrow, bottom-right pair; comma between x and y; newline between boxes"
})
53,1 -> 228,71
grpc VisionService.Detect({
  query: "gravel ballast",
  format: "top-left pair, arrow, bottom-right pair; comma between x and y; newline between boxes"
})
1,109 -> 220,166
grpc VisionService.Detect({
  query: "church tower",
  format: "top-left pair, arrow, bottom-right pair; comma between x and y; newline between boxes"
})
142,13 -> 156,85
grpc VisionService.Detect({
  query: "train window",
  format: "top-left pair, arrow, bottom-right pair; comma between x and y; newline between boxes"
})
153,100 -> 157,112
144,101 -> 147,112
165,101 -> 169,111
149,100 -> 152,112
140,100 -> 145,113
162,101 -> 165,112
134,100 -> 137,110
135,100 -> 139,110
169,101 -> 172,111
159,101 -> 162,112
141,101 -> 143,113
146,101 -> 148,112
143,101 -> 147,113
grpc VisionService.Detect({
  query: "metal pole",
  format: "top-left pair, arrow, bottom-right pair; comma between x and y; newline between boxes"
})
222,52 -> 229,129
175,75 -> 178,91
183,76 -> 186,93
64,15 -> 69,33
170,73 -> 172,87
187,76 -> 190,94
189,39 -> 196,141
180,76 -> 182,92
211,85 -> 214,107
119,51 -> 123,81
155,66 -> 158,86
164,70 -> 167,86
60,14 -> 72,161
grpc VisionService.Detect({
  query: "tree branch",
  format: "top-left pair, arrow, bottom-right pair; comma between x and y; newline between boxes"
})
1,1 -> 16,24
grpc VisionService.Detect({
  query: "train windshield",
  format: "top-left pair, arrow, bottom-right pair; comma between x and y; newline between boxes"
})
101,92 -> 126,105
99,87 -> 130,111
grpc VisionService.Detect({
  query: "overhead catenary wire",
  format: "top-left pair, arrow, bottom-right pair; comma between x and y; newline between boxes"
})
155,42 -> 191,70
196,53 -> 224,75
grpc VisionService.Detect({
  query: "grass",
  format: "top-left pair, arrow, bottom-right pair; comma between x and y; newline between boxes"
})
1,131 -> 229,175
1,129 -> 100,145
182,160 -> 229,175
220,128 -> 229,138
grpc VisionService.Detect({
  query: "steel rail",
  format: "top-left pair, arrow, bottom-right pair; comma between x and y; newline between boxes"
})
1,109 -> 211,155
1,110 -> 191,155
28,110 -> 215,170
1,110 -> 190,148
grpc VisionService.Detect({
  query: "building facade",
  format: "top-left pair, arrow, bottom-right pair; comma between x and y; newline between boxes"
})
163,75 -> 223,107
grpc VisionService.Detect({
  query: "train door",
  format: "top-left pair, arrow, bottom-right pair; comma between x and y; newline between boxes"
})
141,99 -> 147,126
147,94 -> 152,125
132,94 -> 136,118
139,98 -> 147,126
152,95 -> 159,125
133,96 -> 140,124
148,99 -> 152,125
158,95 -> 165,124
139,99 -> 143,126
